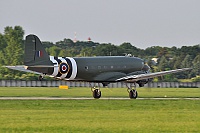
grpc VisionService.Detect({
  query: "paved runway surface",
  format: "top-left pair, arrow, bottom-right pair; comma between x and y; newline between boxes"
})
0,97 -> 199,100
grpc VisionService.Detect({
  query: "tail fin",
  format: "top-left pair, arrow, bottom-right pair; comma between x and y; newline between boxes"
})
24,35 -> 52,66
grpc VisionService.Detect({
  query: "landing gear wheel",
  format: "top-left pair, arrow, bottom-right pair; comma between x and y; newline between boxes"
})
38,75 -> 43,81
129,90 -> 138,99
93,89 -> 101,99
90,83 -> 102,99
126,82 -> 138,99
139,83 -> 144,87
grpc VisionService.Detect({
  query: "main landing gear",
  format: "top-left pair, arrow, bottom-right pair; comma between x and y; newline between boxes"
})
89,82 -> 138,99
90,83 -> 101,99
126,82 -> 138,99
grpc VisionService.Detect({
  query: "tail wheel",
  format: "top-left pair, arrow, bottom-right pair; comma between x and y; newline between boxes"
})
129,90 -> 138,99
93,89 -> 101,99
38,75 -> 43,81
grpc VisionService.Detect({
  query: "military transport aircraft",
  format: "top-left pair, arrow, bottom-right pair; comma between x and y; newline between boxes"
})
6,35 -> 191,99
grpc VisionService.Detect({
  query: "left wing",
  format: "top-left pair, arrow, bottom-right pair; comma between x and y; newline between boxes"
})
116,68 -> 191,82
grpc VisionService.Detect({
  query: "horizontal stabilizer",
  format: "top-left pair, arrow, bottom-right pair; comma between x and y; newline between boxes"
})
5,66 -> 41,74
26,65 -> 56,68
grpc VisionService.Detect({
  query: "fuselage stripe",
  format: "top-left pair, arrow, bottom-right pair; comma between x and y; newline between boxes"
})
68,57 -> 77,80
64,58 -> 72,78
49,56 -> 77,80
58,57 -> 68,79
54,57 -> 62,77
49,56 -> 58,76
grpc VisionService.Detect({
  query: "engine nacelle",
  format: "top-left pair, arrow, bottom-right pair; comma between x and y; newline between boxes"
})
136,78 -> 153,87
136,64 -> 152,87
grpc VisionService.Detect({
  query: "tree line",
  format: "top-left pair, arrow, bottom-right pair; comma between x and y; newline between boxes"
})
0,26 -> 199,81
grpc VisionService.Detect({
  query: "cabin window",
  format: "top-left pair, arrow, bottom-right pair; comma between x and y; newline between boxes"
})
85,66 -> 89,70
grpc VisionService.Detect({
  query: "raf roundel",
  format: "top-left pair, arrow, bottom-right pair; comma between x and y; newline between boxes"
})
59,62 -> 69,74
49,56 -> 77,80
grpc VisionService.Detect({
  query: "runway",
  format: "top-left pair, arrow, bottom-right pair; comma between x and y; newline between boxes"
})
0,97 -> 199,100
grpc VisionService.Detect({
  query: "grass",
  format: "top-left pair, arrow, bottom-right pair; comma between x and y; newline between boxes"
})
0,87 -> 200,132
0,87 -> 199,98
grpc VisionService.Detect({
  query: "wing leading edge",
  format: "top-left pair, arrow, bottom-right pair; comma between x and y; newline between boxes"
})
116,68 -> 192,82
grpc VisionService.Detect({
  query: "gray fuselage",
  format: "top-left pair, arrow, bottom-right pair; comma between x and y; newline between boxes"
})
73,56 -> 144,82
27,56 -> 144,82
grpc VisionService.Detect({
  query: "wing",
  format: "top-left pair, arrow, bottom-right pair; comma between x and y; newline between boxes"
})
116,68 -> 191,82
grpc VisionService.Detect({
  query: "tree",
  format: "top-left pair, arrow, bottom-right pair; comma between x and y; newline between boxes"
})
180,45 -> 200,59
119,43 -> 141,56
94,44 -> 119,56
169,56 -> 180,69
58,49 -> 74,57
0,33 -> 6,51
192,55 -> 200,76
157,47 -> 169,58
157,56 -> 172,81
56,38 -> 74,48
47,46 -> 61,57
3,26 -> 24,65
0,26 -> 24,79
180,54 -> 193,78
158,56 -> 169,71
80,47 -> 94,57
145,46 -> 162,57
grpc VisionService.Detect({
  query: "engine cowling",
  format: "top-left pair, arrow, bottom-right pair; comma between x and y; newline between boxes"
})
136,79 -> 150,87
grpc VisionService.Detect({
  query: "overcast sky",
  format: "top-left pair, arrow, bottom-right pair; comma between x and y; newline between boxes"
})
1,0 -> 200,49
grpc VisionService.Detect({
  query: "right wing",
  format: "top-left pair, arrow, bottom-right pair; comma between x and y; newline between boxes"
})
116,68 -> 191,82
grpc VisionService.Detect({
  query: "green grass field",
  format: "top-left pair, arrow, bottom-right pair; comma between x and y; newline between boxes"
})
0,87 -> 200,132
0,87 -> 199,98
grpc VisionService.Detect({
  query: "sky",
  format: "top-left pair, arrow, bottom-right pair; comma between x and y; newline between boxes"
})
1,0 -> 200,49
